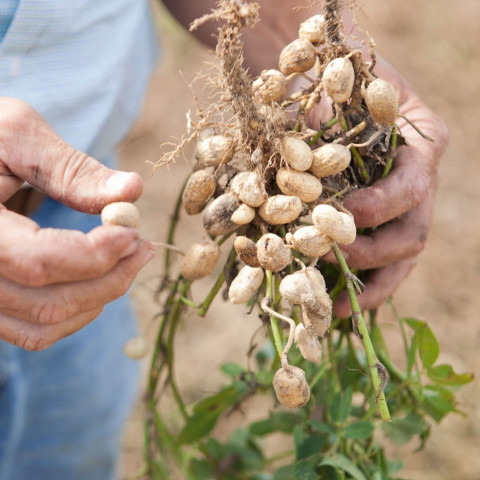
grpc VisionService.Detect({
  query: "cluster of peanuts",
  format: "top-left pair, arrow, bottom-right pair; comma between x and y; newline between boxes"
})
178,13 -> 399,409
103,11 -> 399,408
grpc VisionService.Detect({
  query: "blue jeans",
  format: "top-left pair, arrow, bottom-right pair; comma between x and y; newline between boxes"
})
0,197 -> 140,480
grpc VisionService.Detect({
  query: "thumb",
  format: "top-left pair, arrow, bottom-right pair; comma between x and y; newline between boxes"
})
0,98 -> 143,213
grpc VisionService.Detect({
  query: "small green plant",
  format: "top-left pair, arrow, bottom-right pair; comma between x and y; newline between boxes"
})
131,1 -> 473,478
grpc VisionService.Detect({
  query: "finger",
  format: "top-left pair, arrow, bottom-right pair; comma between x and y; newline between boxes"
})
343,146 -> 434,229
0,167 -> 23,203
333,257 -> 418,318
0,240 -> 154,324
0,98 -> 143,213
0,307 -> 105,351
0,207 -> 142,286
325,195 -> 434,270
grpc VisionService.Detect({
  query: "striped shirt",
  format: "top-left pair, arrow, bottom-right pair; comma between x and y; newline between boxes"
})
0,0 -> 158,162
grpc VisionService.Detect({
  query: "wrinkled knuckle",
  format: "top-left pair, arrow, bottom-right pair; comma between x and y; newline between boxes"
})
33,302 -> 69,325
59,150 -> 92,200
18,331 -> 53,352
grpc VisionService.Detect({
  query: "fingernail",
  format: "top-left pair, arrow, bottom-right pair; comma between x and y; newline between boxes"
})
141,248 -> 155,267
120,239 -> 140,259
106,171 -> 133,193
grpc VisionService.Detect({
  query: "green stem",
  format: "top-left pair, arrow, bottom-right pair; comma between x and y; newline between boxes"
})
198,247 -> 237,317
265,270 -> 284,361
308,116 -> 338,145
263,449 -> 295,467
164,178 -> 187,275
328,334 -> 341,393
332,244 -> 391,422
166,280 -> 191,422
340,116 -> 369,182
381,126 -> 397,178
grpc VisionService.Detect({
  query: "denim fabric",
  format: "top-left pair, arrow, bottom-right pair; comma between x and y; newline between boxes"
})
0,169 -> 141,479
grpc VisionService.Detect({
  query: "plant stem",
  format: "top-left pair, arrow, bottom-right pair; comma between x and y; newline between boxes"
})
166,280 -> 191,422
308,116 -> 338,145
332,244 -> 391,422
340,116 -> 369,183
265,270 -> 285,363
198,247 -> 237,317
165,178 -> 187,274
381,126 -> 397,178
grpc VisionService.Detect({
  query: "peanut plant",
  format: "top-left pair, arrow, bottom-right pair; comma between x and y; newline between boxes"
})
128,1 -> 473,478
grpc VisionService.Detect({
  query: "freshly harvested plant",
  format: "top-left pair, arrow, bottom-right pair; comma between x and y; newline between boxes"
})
139,1 -> 473,479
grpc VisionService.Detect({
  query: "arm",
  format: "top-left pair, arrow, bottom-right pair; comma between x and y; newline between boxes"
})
0,98 -> 153,350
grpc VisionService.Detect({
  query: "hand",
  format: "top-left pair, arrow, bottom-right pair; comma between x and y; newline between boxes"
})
322,60 -> 449,317
0,98 -> 154,350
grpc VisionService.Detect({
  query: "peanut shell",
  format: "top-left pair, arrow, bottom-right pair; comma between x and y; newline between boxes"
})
202,193 -> 241,236
196,135 -> 235,167
256,233 -> 292,272
282,136 -> 313,171
365,78 -> 399,126
252,69 -> 287,103
228,266 -> 265,304
276,168 -> 322,203
298,14 -> 326,45
234,236 -> 260,268
310,143 -> 351,178
258,195 -> 302,225
181,240 -> 220,281
279,38 -> 316,75
291,226 -> 334,257
101,202 -> 140,228
273,366 -> 310,408
230,171 -> 267,208
312,204 -> 356,245
182,168 -> 216,215
123,336 -> 148,360
322,57 -> 355,103
231,203 -> 256,225
294,324 -> 322,364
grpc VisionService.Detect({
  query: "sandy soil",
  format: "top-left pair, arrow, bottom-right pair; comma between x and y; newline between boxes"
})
119,1 -> 480,478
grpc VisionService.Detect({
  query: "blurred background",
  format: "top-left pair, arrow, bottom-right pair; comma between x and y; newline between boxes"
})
119,1 -> 480,478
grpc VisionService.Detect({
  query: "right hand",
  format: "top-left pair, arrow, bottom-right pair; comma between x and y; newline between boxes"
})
0,97 -> 154,351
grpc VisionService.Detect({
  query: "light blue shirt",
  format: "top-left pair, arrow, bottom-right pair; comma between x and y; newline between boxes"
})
0,0 -> 158,162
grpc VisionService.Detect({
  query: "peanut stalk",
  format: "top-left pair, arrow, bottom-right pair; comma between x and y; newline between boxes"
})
332,244 -> 391,422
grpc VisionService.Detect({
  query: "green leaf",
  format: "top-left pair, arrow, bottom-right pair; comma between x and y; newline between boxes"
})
309,420 -> 337,444
189,458 -> 214,479
405,318 -> 439,368
178,410 -> 221,444
328,392 -> 341,423
296,435 -> 326,460
427,364 -> 474,386
221,362 -> 245,377
250,418 -> 275,436
406,331 -> 417,377
382,412 -> 427,445
320,454 -> 367,480
319,465 -> 345,480
421,385 -> 457,422
387,459 -> 404,474
274,465 -> 296,480
295,460 -> 318,480
272,411 -> 302,433
344,421 -> 375,440
193,386 -> 239,414
339,386 -> 353,423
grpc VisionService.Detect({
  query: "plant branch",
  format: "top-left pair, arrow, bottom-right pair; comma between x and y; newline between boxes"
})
332,244 -> 391,422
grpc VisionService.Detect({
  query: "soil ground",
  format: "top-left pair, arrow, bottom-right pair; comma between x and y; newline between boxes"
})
119,1 -> 480,478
